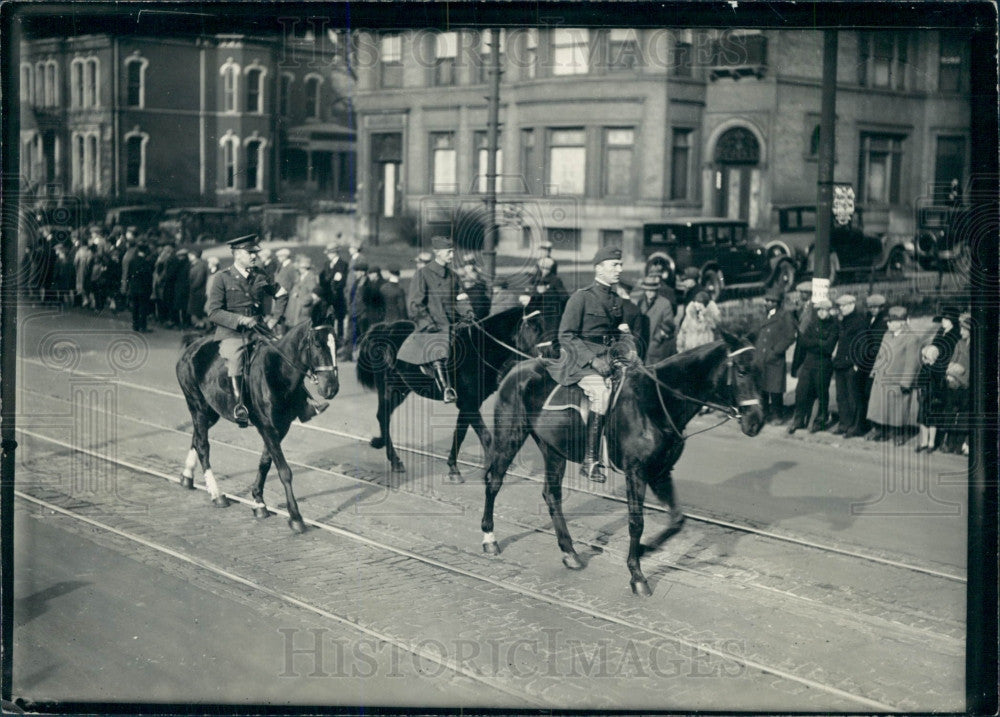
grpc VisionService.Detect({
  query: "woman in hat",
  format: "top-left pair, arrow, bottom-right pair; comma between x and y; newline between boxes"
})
930,304 -> 962,371
911,343 -> 947,452
940,314 -> 971,454
866,306 -> 922,444
630,274 -> 676,364
676,288 -> 721,353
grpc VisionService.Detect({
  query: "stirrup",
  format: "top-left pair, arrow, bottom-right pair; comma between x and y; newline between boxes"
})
442,386 -> 457,403
580,459 -> 606,483
233,403 -> 250,427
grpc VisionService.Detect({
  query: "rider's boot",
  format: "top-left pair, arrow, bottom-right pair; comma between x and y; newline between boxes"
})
231,375 -> 250,427
580,413 -> 606,483
433,360 -> 457,403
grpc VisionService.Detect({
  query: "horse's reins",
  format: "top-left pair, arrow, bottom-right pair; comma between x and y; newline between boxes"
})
461,309 -> 541,363
250,323 -> 338,386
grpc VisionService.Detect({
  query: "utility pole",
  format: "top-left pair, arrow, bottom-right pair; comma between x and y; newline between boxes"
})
483,28 -> 502,285
813,30 -> 838,305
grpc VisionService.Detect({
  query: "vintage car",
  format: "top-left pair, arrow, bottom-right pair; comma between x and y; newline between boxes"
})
104,205 -> 163,234
642,217 -> 798,300
915,203 -> 971,269
158,207 -> 242,244
764,204 -> 913,281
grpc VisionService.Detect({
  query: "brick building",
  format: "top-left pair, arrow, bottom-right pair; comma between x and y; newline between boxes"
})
350,27 -> 971,260
17,30 -> 356,213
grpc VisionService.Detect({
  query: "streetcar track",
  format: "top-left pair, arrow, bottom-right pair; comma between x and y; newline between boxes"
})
17,384 -> 966,647
14,428 -> 905,713
19,357 -> 968,584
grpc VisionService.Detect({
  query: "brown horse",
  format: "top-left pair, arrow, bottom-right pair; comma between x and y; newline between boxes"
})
175,320 -> 340,532
480,332 -> 764,596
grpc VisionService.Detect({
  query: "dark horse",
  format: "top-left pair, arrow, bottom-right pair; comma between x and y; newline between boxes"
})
480,332 -> 764,596
175,320 -> 340,532
356,306 -> 540,481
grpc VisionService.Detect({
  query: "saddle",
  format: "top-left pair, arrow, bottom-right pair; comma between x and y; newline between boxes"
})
541,383 -> 591,422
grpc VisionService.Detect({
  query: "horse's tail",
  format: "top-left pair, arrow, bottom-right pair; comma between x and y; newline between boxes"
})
356,322 -> 397,391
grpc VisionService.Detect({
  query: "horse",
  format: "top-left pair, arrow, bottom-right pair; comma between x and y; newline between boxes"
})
356,306 -> 542,482
175,320 -> 340,533
479,332 -> 765,596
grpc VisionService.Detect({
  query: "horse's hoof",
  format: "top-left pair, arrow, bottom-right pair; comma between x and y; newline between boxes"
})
562,552 -> 584,570
370,437 -> 385,449
253,506 -> 272,519
180,475 -> 194,490
390,460 -> 405,474
482,541 -> 501,556
630,578 -> 652,597
288,518 -> 307,534
212,495 -> 231,508
447,468 -> 465,483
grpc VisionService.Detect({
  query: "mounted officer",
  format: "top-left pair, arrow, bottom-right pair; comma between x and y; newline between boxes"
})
548,245 -> 640,483
397,235 -> 475,403
205,235 -> 287,427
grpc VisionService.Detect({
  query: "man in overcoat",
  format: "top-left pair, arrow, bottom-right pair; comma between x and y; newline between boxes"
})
318,243 -> 349,342
857,293 -> 889,435
630,274 -> 675,364
187,248 -> 210,328
788,298 -> 839,433
830,294 -> 868,436
866,305 -> 922,444
379,265 -> 407,323
753,286 -> 797,424
205,235 -> 284,426
127,243 -> 155,333
548,246 -> 640,483
397,236 -> 475,403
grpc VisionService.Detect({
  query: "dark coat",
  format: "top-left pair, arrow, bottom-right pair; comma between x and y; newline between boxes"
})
361,276 -> 386,325
857,308 -> 889,375
319,257 -> 349,319
631,290 -> 676,364
171,255 -> 192,313
206,266 -> 279,341
397,261 -> 474,365
931,325 -> 961,371
380,280 -> 407,323
461,280 -> 492,321
798,315 -> 839,370
187,258 -> 209,318
126,252 -> 155,299
753,307 -> 798,394
915,362 -> 948,427
832,310 -> 869,370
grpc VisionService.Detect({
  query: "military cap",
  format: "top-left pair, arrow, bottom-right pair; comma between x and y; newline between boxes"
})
415,251 -> 432,263
814,298 -> 833,310
959,313 -> 972,329
865,294 -> 886,307
764,286 -> 784,303
795,280 -> 813,294
835,294 -> 857,306
430,235 -> 454,250
592,245 -> 622,265
887,305 -> 908,320
639,275 -> 661,290
227,234 -> 260,252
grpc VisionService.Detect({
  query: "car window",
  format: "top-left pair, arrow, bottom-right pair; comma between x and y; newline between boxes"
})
800,209 -> 817,231
666,229 -> 680,246
701,226 -> 716,247
734,225 -> 747,244
716,225 -> 733,247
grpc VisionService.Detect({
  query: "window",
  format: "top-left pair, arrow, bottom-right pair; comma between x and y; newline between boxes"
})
304,73 -> 322,119
474,131 -> 503,193
546,227 -> 581,251
221,59 -> 239,113
938,32 -> 965,92
245,138 -> 265,190
246,67 -> 265,114
430,132 -> 456,193
70,59 -> 83,108
607,29 -> 639,71
71,131 -> 100,192
125,55 -> 147,108
475,29 -> 505,83
45,61 -> 58,106
380,34 -> 403,88
709,31 -> 767,79
124,130 -> 148,189
933,135 -> 965,203
371,132 -> 403,218
220,132 -> 239,190
552,28 -> 589,76
600,229 -> 624,248
808,124 -> 821,158
85,57 -> 99,108
522,28 -> 538,79
858,133 -> 904,205
671,128 -> 692,200
279,73 -> 293,115
20,63 -> 31,103
858,32 -> 908,89
433,32 -> 457,86
602,127 -> 633,197
520,128 -> 536,193
547,128 -> 586,195
673,30 -> 693,78
34,62 -> 45,107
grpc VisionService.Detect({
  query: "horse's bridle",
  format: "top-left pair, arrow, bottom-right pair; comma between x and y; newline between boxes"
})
252,323 -> 339,385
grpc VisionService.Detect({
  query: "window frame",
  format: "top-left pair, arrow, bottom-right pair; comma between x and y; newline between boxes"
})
552,28 -> 590,76
124,129 -> 149,190
244,135 -> 268,191
607,28 -> 640,72
72,131 -> 100,192
602,126 -> 635,198
858,31 -> 908,90
938,31 -> 965,93
20,63 -> 32,104
546,127 -> 587,196
429,131 -> 457,194
279,72 -> 294,116
522,28 -> 538,80
858,132 -> 905,206
380,34 -> 403,89
433,31 -> 458,87
245,63 -> 267,114
304,72 -> 323,119
44,60 -> 58,106
220,58 -> 240,114
85,57 -> 100,108
473,130 -> 503,194
124,54 -> 148,109
475,29 -> 505,84
670,127 -> 693,200
219,131 -> 240,191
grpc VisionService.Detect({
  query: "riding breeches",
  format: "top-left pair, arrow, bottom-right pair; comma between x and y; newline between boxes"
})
218,337 -> 248,377
577,374 -> 612,415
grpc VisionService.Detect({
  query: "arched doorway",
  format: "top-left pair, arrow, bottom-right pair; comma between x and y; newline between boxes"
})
713,127 -> 760,222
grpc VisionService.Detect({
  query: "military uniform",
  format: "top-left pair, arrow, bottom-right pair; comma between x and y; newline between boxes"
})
206,261 -> 280,374
397,253 -> 473,365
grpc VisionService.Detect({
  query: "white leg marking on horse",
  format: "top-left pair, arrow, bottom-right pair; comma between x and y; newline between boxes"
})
182,448 -> 198,478
327,334 -> 338,369
251,499 -> 267,510
203,469 -> 220,499
482,532 -> 496,544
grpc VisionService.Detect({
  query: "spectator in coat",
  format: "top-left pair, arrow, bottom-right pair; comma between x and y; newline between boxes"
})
119,237 -> 139,311
912,343 -> 947,453
73,241 -> 94,308
187,248 -> 209,328
283,254 -> 321,328
866,306 -> 923,444
788,298 -> 839,433
346,258 -> 369,355
857,293 -> 889,433
88,244 -> 114,311
413,250 -> 431,272
127,244 -> 155,333
789,280 -> 815,379
940,313 -> 970,454
631,275 -> 676,364
344,237 -> 366,316
207,256 -> 220,276
273,247 -> 296,296
830,294 -> 869,436
676,290 -> 721,353
458,253 -> 492,321
359,264 -> 386,335
753,287 -> 798,424
379,265 -> 407,323
170,248 -> 192,328
152,243 -> 175,323
319,243 -> 349,341
930,305 -> 961,370
259,247 -> 278,278
54,244 -> 75,306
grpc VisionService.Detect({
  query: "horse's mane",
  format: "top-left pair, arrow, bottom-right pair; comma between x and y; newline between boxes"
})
648,339 -> 734,395
455,306 -> 524,345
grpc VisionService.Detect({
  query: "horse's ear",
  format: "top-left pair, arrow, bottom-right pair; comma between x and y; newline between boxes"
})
720,329 -> 744,351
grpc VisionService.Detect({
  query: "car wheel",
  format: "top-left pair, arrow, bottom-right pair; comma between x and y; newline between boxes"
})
767,245 -> 787,261
886,246 -> 910,279
774,260 -> 796,293
701,269 -> 723,302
